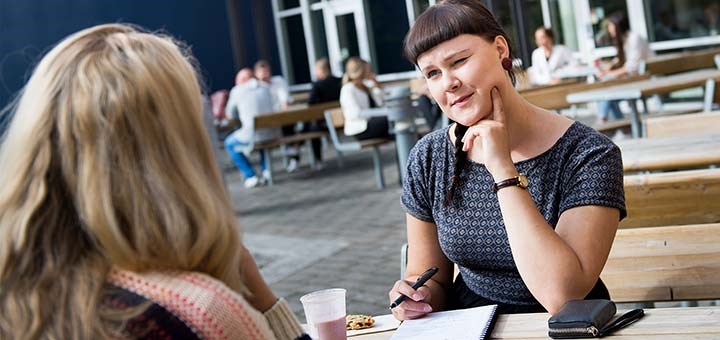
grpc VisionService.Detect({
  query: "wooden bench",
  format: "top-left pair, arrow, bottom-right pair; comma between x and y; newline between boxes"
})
621,168 -> 720,229
644,110 -> 720,138
602,223 -> 720,303
644,47 -> 720,76
522,74 -> 650,110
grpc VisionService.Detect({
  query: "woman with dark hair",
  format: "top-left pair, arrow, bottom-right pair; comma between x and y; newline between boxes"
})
596,11 -> 653,123
528,27 -> 577,85
388,0 -> 626,319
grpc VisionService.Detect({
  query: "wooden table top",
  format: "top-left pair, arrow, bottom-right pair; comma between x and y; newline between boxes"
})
352,306 -> 720,339
254,101 -> 339,129
566,69 -> 720,103
617,133 -> 720,172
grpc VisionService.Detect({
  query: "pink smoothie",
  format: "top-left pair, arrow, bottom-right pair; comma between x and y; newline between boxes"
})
314,316 -> 346,340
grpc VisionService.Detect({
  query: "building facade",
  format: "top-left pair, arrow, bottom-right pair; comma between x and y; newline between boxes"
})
270,0 -> 720,90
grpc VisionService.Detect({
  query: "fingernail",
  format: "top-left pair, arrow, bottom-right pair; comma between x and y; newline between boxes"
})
424,305 -> 433,312
413,294 -> 422,300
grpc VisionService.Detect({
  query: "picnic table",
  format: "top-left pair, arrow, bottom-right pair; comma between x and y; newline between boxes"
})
352,306 -> 720,339
567,69 -> 720,138
617,133 -> 720,172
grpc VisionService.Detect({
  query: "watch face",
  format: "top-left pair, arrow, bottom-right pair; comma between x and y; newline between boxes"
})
518,174 -> 529,188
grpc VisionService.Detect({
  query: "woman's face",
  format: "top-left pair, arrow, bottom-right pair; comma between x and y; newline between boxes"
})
416,34 -> 508,126
607,22 -> 617,38
534,30 -> 552,50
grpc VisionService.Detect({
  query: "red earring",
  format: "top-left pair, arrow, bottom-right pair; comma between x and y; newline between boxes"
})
501,57 -> 513,71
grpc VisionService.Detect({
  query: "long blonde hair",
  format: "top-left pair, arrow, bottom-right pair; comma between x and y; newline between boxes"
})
0,24 -> 244,339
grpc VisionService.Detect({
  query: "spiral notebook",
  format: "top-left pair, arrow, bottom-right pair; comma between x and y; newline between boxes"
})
390,304 -> 498,340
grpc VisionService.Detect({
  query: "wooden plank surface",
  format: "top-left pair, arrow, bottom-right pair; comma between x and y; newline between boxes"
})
602,223 -> 720,302
645,47 -> 720,75
567,69 -> 720,103
645,110 -> 720,138
352,307 -> 720,339
618,134 -> 720,172
254,101 -> 339,129
621,169 -> 720,228
522,74 -> 649,110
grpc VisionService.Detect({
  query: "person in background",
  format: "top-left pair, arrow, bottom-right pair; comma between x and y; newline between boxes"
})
225,68 -> 282,188
300,58 -> 342,169
0,24 -> 307,339
255,60 -> 302,173
389,0 -> 624,319
528,27 -> 577,85
340,57 -> 391,140
596,11 -> 653,123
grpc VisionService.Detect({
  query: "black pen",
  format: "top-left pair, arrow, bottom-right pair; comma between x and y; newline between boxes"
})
389,267 -> 439,309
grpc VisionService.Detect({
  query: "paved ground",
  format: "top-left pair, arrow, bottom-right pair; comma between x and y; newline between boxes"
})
222,143 -> 407,321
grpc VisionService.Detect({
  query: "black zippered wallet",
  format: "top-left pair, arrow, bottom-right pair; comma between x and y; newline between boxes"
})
548,300 -> 644,338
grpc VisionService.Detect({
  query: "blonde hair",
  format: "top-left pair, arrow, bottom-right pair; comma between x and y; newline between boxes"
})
342,57 -> 369,85
0,24 -> 244,339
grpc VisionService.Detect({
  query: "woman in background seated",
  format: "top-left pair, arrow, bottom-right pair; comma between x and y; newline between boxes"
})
340,57 -> 391,140
0,24 -> 307,340
596,12 -> 653,123
528,27 -> 577,85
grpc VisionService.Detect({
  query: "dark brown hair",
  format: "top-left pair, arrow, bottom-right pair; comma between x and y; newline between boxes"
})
608,12 -> 629,70
535,26 -> 555,43
403,0 -> 515,206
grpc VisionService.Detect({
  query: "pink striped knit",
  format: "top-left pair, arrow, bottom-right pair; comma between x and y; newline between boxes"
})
107,268 -> 277,340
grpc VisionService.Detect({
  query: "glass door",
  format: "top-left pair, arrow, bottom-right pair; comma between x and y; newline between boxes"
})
322,1 -> 371,76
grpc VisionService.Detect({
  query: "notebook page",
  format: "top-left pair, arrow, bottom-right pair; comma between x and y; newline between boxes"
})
390,305 -> 497,340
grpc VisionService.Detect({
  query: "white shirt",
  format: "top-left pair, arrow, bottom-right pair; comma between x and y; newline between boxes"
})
339,83 -> 383,136
623,31 -> 653,74
528,44 -> 577,85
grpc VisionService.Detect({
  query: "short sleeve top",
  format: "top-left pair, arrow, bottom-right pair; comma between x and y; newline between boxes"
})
401,121 -> 626,305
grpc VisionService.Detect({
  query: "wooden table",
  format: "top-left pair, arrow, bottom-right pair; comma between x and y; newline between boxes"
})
254,101 -> 339,129
566,69 -> 720,138
617,133 -> 720,172
352,306 -> 720,339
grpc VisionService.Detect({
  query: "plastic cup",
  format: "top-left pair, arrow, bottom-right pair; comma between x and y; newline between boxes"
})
300,288 -> 347,340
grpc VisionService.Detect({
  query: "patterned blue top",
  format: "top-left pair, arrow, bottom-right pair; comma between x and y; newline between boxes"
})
401,122 -> 626,306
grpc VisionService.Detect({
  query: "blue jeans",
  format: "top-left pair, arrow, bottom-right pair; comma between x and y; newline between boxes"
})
597,100 -> 623,120
224,137 -> 267,179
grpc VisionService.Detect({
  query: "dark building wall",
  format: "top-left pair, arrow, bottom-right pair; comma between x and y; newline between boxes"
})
0,0 -> 280,112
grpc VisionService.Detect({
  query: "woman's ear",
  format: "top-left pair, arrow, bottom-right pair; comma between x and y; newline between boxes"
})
493,35 -> 510,60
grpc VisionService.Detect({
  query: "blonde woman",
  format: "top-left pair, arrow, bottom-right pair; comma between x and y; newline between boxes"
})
0,24 -> 308,340
339,57 -> 390,140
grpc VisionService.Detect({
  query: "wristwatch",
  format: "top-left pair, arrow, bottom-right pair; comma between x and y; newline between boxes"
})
492,173 -> 529,192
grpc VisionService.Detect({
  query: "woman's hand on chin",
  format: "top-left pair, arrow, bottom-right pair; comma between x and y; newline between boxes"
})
460,87 -> 516,180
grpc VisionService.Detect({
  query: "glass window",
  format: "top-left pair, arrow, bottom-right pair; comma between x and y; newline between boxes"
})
522,0 -> 545,56
413,0 -> 431,19
494,1 -> 521,58
645,0 -> 720,42
367,0 -> 414,74
336,13 -> 360,64
589,0 -> 628,47
548,0 -> 578,51
280,14 -> 311,84
279,0 -> 300,11
311,10 -> 329,61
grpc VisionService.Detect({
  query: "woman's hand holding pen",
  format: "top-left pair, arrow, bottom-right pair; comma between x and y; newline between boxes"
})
461,87 -> 517,181
389,278 -> 433,320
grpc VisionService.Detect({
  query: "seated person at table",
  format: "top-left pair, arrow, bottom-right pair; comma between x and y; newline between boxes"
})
299,58 -> 342,169
596,12 -> 653,123
225,68 -> 282,188
528,27 -> 577,85
340,57 -> 391,140
388,0 -> 625,318
0,24 -> 307,339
